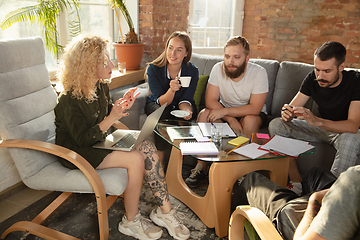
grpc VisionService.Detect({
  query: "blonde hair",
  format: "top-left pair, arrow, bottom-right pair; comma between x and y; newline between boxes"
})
57,35 -> 111,103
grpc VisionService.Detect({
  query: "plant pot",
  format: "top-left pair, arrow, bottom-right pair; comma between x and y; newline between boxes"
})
113,42 -> 145,70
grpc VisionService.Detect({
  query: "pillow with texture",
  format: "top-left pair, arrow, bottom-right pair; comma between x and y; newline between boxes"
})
193,75 -> 209,111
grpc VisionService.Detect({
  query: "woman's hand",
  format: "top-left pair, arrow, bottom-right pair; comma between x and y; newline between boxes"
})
179,102 -> 193,120
110,98 -> 130,120
169,77 -> 181,92
122,87 -> 140,110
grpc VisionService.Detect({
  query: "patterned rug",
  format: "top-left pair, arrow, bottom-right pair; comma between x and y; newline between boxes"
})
0,156 -> 230,240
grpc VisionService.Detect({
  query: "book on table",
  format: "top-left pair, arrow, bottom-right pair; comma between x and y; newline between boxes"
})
179,141 -> 219,155
166,126 -> 203,142
259,135 -> 315,158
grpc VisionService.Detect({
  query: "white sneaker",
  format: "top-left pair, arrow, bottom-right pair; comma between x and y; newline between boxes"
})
287,181 -> 302,195
118,212 -> 163,240
150,206 -> 190,240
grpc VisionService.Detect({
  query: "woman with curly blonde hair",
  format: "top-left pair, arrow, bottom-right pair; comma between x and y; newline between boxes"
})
54,35 -> 190,240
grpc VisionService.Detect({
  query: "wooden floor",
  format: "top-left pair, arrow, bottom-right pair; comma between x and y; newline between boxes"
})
0,187 -> 52,223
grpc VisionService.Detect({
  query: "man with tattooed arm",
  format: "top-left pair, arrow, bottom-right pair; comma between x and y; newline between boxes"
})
231,166 -> 360,240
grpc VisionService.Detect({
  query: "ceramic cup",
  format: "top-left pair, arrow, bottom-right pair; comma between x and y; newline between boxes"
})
179,76 -> 191,87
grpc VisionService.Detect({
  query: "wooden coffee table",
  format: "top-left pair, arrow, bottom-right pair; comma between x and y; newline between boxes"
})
155,120 -> 291,238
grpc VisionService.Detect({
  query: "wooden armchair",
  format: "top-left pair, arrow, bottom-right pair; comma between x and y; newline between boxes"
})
0,37 -> 128,239
228,206 -> 283,240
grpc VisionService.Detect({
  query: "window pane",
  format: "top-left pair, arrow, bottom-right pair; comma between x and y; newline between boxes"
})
75,4 -> 112,36
189,0 -> 236,51
0,0 -> 57,71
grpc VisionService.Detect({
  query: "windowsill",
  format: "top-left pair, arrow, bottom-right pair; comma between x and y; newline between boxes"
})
50,67 -> 146,94
109,67 -> 146,90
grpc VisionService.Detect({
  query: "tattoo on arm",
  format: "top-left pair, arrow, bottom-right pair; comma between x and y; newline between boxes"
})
309,199 -> 321,218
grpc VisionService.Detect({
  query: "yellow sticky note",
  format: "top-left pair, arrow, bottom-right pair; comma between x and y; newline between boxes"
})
228,136 -> 250,146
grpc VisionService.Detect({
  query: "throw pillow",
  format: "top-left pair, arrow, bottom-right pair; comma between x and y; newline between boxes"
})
193,75 -> 209,111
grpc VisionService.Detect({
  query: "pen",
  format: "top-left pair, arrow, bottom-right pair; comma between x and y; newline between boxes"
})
249,133 -> 254,143
227,143 -> 242,155
211,122 -> 216,129
281,105 -> 293,112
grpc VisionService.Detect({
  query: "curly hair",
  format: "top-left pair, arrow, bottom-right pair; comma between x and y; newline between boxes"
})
57,35 -> 111,103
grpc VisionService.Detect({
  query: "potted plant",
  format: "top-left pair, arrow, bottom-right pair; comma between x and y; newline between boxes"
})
110,0 -> 145,70
0,0 -> 81,58
1,0 -> 144,70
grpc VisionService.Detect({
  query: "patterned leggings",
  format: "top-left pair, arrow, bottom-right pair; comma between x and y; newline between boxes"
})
269,118 -> 360,177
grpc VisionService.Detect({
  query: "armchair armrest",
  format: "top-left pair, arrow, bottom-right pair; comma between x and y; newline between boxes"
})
229,206 -> 283,240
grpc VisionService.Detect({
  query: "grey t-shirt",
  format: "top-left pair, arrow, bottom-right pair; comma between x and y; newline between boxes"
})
312,165 -> 360,240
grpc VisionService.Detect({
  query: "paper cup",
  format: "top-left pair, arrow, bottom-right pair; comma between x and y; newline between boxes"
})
179,76 -> 191,87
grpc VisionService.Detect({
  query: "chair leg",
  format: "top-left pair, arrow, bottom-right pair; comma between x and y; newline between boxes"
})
1,221 -> 80,240
33,192 -> 73,224
0,192 -> 118,240
0,192 -> 78,240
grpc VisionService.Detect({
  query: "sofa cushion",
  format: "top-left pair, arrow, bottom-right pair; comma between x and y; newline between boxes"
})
249,59 -> 279,115
270,61 -> 314,118
190,53 -> 223,76
193,75 -> 209,111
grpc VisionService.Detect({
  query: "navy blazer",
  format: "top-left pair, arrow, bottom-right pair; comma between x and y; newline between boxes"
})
146,62 -> 199,108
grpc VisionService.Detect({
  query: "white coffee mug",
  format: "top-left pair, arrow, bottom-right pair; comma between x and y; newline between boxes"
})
179,76 -> 191,87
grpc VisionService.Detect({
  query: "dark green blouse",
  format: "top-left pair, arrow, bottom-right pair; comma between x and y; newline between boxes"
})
54,83 -> 113,169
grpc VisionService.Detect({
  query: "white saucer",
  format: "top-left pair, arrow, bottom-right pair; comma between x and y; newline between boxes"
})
170,110 -> 190,118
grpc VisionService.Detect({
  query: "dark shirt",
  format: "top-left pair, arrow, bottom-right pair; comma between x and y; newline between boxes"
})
300,70 -> 360,121
54,82 -> 113,169
146,61 -> 199,108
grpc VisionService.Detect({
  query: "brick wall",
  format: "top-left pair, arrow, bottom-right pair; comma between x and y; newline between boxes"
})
242,0 -> 360,68
138,0 -> 359,68
139,0 -> 190,60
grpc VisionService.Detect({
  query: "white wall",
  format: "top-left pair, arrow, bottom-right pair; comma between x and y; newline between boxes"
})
0,148 -> 21,192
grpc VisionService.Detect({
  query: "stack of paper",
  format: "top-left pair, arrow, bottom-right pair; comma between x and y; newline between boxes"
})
228,136 -> 249,146
259,135 -> 315,158
179,142 -> 219,155
233,143 -> 268,159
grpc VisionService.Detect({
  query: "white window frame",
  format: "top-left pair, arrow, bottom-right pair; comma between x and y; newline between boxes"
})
56,0 -> 139,77
188,0 -> 245,55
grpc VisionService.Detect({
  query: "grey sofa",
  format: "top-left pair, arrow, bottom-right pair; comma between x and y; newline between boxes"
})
112,53 -> 359,177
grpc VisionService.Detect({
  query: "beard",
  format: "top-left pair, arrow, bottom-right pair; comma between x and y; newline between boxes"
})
315,69 -> 340,88
224,59 -> 247,79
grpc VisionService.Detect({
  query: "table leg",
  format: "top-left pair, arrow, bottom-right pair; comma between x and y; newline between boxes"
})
210,157 -> 290,237
166,146 -> 216,227
166,147 -> 290,238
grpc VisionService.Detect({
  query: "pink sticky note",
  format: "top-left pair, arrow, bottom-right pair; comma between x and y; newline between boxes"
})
256,133 -> 270,139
